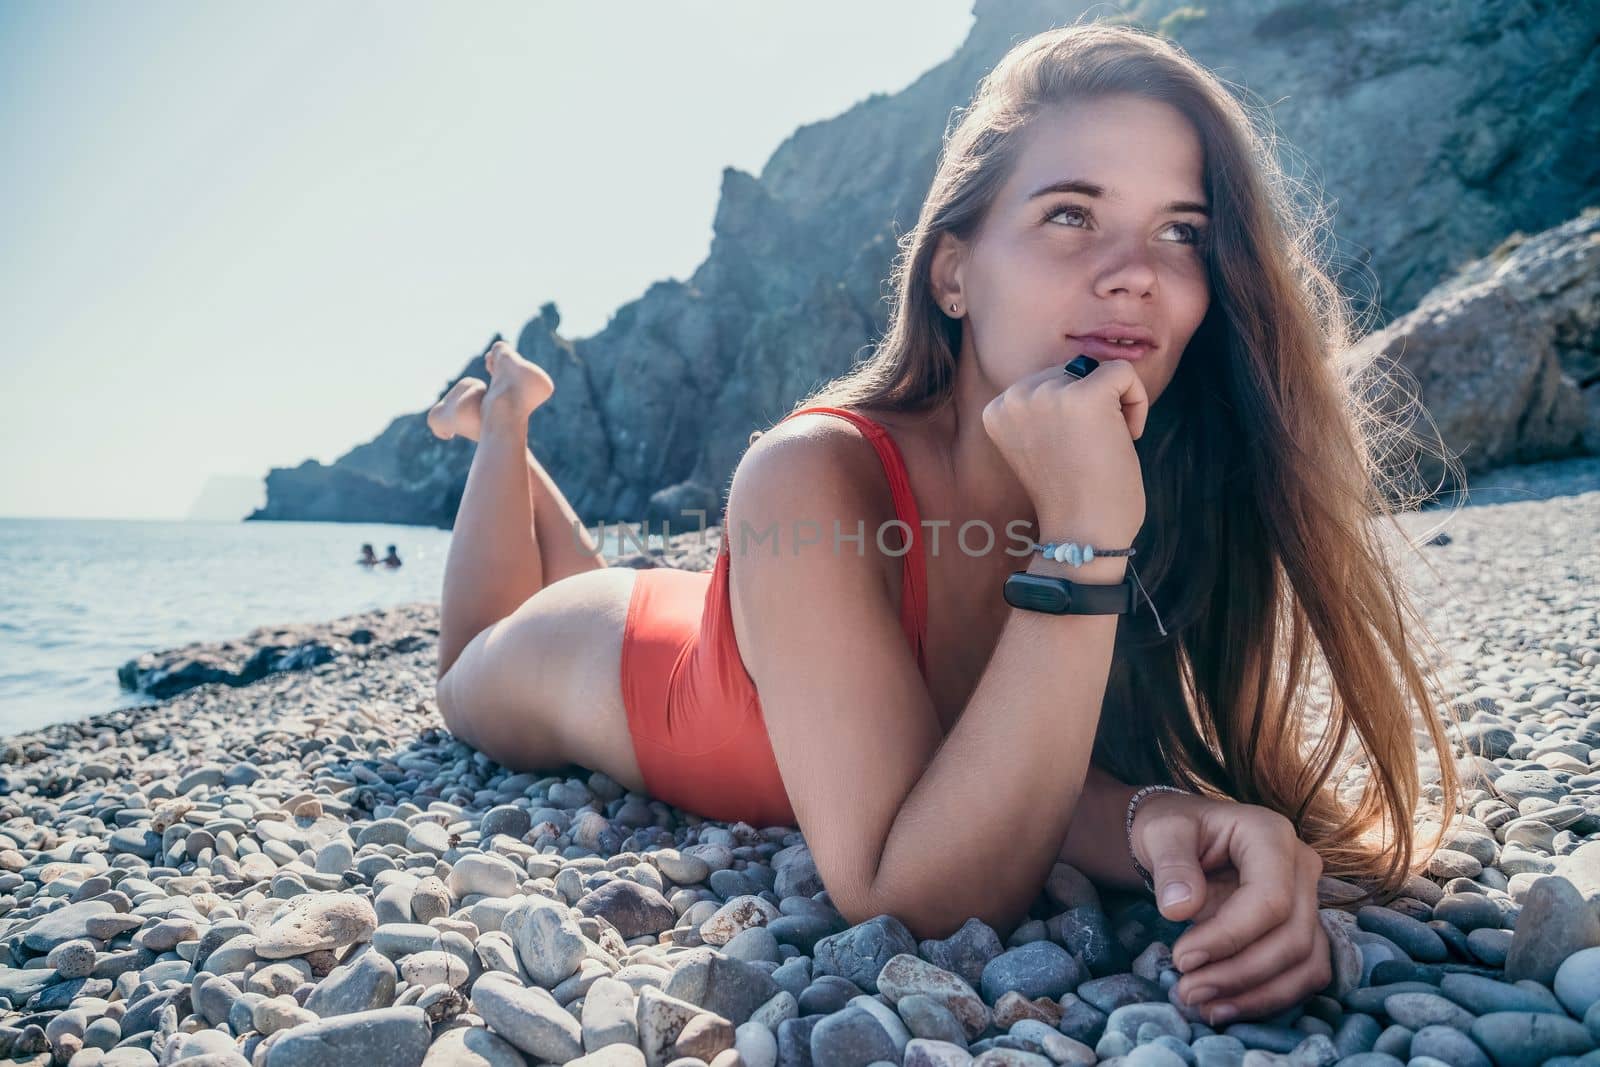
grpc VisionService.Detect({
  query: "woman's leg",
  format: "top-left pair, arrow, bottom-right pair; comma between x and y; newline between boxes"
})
436,567 -> 646,793
429,341 -> 647,791
430,342 -> 605,679
526,447 -> 607,588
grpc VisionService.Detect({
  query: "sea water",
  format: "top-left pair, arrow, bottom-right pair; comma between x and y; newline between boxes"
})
0,516 -> 660,735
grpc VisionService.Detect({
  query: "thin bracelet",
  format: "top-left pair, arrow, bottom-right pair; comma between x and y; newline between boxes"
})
1024,539 -> 1136,568
1125,784 -> 1194,893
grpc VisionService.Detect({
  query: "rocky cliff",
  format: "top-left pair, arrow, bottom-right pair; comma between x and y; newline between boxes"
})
250,0 -> 1600,529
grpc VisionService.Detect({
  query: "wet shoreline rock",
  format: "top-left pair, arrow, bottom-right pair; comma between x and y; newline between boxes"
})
115,603 -> 439,701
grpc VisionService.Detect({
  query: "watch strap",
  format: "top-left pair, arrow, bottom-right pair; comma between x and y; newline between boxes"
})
1003,571 -> 1138,615
1064,575 -> 1137,614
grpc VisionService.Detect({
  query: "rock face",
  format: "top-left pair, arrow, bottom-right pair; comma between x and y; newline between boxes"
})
251,0 -> 1600,528
1349,210 -> 1600,501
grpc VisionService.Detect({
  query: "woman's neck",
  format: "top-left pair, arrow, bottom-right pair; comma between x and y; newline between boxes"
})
934,351 -> 1040,542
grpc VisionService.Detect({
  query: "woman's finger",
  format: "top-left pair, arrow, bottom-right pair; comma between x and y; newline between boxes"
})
1182,866 -> 1240,927
1174,845 -> 1322,1005
1170,812 -> 1299,971
1195,917 -> 1333,1026
1132,796 -> 1209,921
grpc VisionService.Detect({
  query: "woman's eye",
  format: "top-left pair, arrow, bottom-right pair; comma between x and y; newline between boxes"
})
1044,204 -> 1207,247
1045,204 -> 1090,228
1165,221 -> 1208,246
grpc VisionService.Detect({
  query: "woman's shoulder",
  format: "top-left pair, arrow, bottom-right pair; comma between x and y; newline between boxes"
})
746,403 -> 919,446
731,409 -> 899,526
741,409 -> 877,477
737,403 -> 947,513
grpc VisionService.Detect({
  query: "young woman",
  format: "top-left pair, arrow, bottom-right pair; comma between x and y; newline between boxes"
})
425,23 -> 1467,1026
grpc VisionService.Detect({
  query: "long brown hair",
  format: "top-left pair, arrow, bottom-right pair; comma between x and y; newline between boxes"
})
777,20 -> 1468,902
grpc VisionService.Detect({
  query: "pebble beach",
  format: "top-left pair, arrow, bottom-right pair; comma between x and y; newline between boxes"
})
1,456 -> 1597,1067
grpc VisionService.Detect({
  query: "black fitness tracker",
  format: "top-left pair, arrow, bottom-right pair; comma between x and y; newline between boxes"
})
1003,571 -> 1139,616
1004,351 -> 1135,616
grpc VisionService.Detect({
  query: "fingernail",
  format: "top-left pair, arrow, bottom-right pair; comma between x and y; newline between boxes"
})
1185,985 -> 1216,1005
1159,883 -> 1191,908
1210,1004 -> 1238,1024
1177,950 -> 1208,971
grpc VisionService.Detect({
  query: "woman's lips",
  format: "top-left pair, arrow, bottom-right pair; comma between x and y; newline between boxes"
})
1067,335 -> 1155,361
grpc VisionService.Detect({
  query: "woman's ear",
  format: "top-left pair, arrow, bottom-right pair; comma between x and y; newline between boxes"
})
929,231 -> 967,312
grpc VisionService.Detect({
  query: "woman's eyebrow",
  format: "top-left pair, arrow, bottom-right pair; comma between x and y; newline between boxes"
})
1026,177 -> 1210,217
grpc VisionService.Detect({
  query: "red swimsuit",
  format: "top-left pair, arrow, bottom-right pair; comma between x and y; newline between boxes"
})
619,406 -> 930,827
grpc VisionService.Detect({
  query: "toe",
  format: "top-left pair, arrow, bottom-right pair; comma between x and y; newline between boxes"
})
427,378 -> 486,439
487,340 -> 512,373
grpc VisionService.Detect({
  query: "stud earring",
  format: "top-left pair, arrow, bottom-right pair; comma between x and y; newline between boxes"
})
949,302 -> 960,315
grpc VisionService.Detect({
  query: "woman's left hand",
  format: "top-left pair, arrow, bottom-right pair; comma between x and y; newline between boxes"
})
1130,792 -> 1333,1025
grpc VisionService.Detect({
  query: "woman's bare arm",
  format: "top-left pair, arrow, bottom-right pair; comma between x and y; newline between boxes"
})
1058,765 -> 1148,893
871,558 -> 1126,935
726,422 -> 1131,939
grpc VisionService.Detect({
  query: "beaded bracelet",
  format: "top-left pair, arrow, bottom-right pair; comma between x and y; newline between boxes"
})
1125,784 -> 1195,894
1023,539 -> 1166,635
1024,540 -> 1137,568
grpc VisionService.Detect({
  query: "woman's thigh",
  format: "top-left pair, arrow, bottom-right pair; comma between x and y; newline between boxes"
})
438,566 -> 646,793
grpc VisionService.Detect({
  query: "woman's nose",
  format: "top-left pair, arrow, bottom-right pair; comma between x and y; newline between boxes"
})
1092,236 -> 1158,297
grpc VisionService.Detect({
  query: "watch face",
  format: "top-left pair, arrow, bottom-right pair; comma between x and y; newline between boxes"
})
1004,573 -> 1071,613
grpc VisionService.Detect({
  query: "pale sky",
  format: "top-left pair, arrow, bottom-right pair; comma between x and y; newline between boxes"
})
1,0 -> 975,520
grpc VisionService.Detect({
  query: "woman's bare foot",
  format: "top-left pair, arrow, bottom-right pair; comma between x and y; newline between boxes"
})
482,340 -> 555,428
428,378 -> 488,442
427,342 -> 556,442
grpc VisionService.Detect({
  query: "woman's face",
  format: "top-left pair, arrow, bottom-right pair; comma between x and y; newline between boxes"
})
935,93 -> 1212,405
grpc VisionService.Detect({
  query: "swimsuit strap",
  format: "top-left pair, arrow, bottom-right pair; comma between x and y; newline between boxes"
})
778,406 -> 929,677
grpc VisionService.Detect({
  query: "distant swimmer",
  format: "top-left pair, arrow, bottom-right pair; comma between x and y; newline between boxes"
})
358,543 -> 378,567
382,544 -> 403,569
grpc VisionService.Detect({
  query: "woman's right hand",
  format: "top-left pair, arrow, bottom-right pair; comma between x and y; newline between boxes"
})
980,357 -> 1149,543
1132,792 -> 1334,1025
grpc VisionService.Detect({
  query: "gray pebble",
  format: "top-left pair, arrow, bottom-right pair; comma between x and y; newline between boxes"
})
448,853 -> 522,898
45,938 -> 98,979
264,1005 -> 431,1067
405,821 -> 450,856
1471,1010 -> 1598,1067
1467,926 -> 1514,965
810,1005 -> 897,1066
897,994 -> 968,1047
305,945 -> 398,1017
420,1025 -> 528,1066
1357,906 -> 1448,963
480,805 -> 532,840
1506,876 -> 1600,984
1409,1023 -> 1492,1067
1555,946 -> 1600,1017
1382,991 -> 1477,1031
978,941 -> 1081,1004
1372,1023 -> 1414,1060
470,973 -> 583,1061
